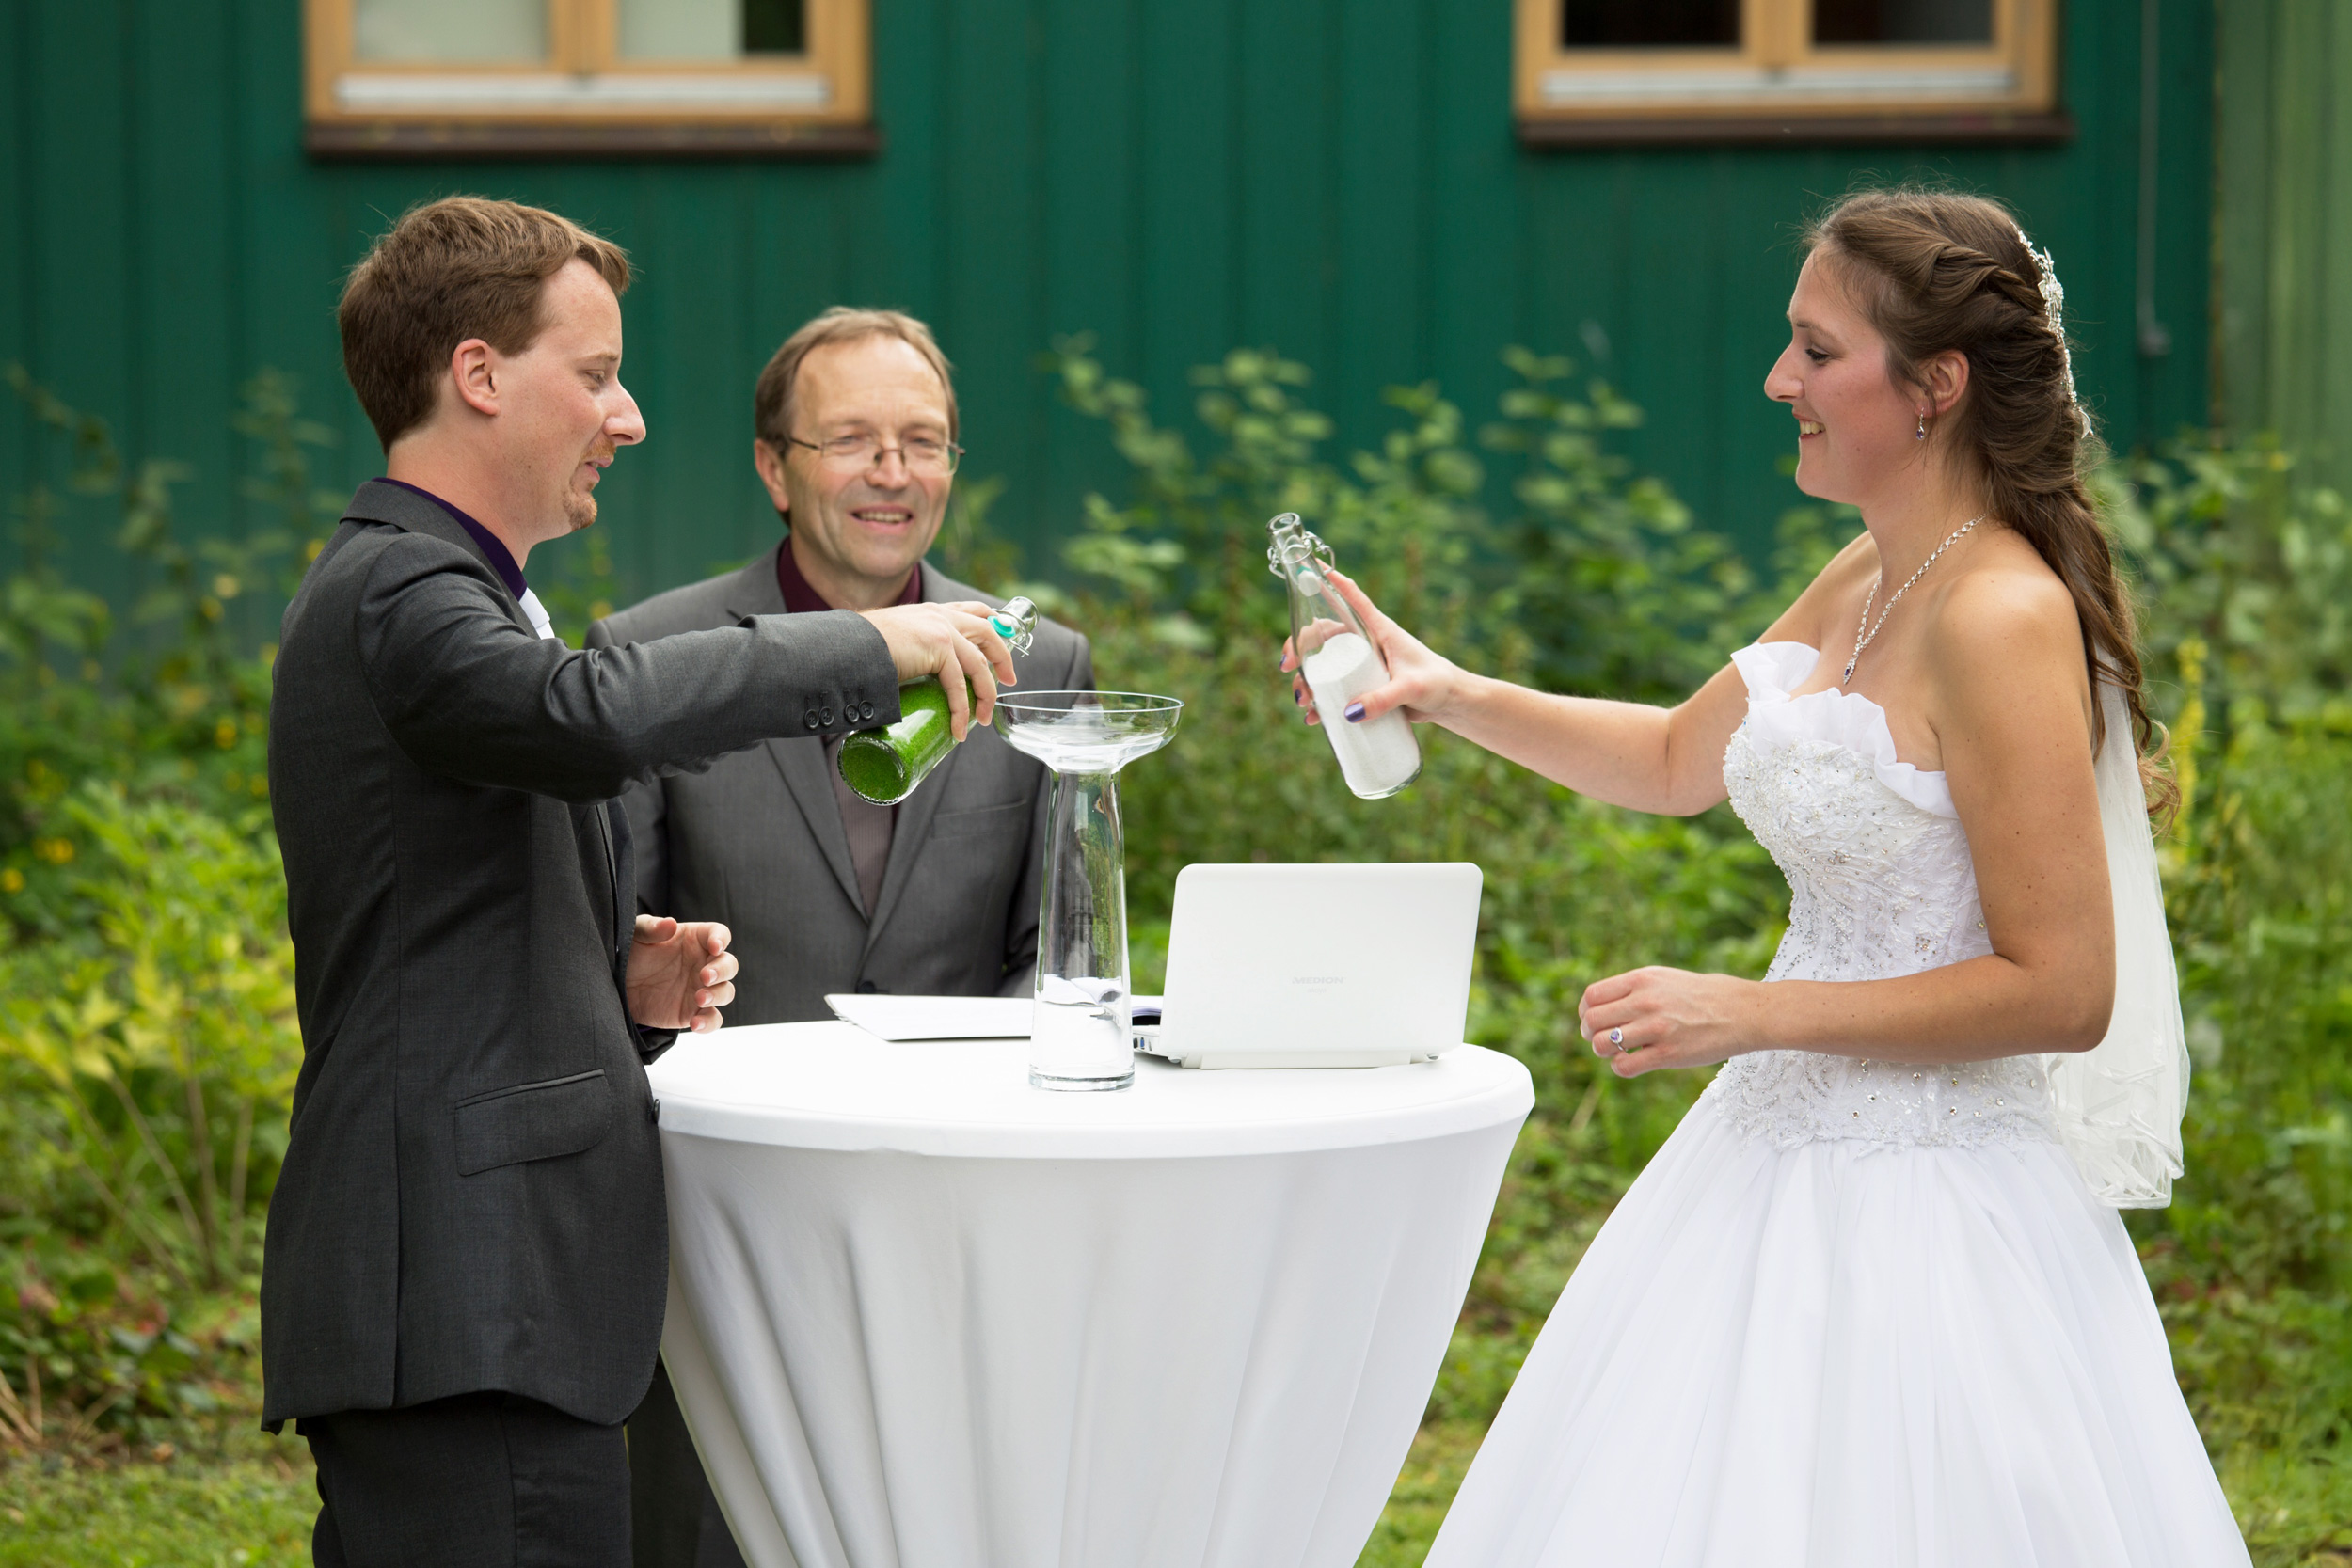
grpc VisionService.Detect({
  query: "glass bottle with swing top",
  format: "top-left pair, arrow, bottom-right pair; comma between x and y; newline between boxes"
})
1265,514 -> 1421,800
836,597 -> 1038,805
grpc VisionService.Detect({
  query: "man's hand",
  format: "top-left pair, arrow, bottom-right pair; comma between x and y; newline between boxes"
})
627,915 -> 737,1035
859,600 -> 1020,741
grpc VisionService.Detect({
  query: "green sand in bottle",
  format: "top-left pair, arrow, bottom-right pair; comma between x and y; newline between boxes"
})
838,677 -> 956,804
836,595 -> 1038,805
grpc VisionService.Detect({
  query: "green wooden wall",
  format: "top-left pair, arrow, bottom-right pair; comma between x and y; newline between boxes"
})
2,0 -> 2215,619
2215,0 -> 2351,489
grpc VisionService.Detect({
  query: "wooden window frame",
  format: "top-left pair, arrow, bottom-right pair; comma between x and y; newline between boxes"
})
1515,0 -> 2068,146
304,0 -> 876,159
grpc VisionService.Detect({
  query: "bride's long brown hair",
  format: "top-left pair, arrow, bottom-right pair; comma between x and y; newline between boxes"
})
1806,187 -> 2173,816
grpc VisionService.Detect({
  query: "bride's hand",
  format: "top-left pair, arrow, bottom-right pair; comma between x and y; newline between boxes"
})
1280,569 -> 1467,728
1578,966 -> 1764,1078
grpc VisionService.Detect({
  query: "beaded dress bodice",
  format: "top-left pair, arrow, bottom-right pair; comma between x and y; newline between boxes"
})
1701,643 -> 2057,1149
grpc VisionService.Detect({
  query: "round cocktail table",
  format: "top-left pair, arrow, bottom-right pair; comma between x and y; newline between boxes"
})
647,1022 -> 1533,1568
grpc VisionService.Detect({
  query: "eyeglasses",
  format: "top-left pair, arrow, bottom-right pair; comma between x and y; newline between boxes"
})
786,433 -> 963,478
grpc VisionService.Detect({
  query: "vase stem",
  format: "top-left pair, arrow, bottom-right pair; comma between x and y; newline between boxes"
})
1030,768 -> 1133,1090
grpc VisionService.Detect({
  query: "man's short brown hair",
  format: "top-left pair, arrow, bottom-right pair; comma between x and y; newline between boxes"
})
753,309 -> 958,450
339,196 -> 631,451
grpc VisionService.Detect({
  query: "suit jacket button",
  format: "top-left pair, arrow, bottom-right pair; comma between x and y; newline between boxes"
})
859,702 -> 874,721
648,1097 -> 660,1125
803,712 -> 820,730
856,979 -> 879,993
821,707 -> 835,726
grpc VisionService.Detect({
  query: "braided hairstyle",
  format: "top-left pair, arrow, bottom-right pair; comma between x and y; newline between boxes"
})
1806,187 -> 2171,815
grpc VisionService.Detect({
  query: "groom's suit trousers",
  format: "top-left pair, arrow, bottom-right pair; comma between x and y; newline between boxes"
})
303,1392 -> 628,1568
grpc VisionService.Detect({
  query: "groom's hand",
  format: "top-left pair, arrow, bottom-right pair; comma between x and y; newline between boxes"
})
861,600 -> 1019,742
1578,966 -> 1761,1077
628,915 -> 737,1035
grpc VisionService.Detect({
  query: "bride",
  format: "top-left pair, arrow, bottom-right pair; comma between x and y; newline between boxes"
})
1297,189 -> 2249,1564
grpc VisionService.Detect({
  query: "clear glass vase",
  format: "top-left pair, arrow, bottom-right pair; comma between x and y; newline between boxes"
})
993,691 -> 1184,1090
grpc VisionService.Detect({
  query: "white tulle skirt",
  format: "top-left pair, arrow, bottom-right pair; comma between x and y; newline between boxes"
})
1424,1101 -> 2250,1568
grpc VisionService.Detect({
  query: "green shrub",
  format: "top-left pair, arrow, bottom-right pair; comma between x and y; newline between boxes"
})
0,783 -> 297,1449
2101,436 -> 2352,1528
0,372 -> 316,1449
0,369 -> 315,930
2,786 -> 298,1280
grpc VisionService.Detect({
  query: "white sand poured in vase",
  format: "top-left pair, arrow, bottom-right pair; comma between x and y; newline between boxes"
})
1029,974 -> 1130,1082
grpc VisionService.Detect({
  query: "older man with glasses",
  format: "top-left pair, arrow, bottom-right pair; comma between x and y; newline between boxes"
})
586,309 -> 1091,1568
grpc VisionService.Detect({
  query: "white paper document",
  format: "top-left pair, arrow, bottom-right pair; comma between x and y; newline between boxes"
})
824,993 -> 1035,1041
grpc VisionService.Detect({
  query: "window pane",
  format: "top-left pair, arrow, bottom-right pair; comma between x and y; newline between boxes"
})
1813,0 -> 1994,45
353,0 -> 547,61
1562,0 -> 1740,48
744,0 -> 805,54
616,0 -> 806,59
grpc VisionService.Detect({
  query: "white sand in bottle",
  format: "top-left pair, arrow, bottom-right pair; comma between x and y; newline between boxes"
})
1301,632 -> 1422,798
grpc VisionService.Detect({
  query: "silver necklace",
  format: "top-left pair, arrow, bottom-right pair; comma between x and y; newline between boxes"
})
1842,515 -> 1982,685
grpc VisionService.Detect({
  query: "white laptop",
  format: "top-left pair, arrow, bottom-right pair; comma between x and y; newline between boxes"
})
1134,863 -> 1482,1069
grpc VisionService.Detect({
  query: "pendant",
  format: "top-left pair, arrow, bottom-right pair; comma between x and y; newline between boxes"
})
1840,658 -> 1856,685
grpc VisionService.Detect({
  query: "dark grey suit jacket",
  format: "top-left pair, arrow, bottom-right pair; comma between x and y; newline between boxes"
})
262,482 -> 898,1429
586,546 -> 1092,1022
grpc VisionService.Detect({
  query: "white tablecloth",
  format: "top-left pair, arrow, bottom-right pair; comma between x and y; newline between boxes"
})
647,1022 -> 1533,1568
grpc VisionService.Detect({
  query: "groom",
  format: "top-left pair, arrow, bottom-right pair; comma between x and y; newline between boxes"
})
262,198 -> 1016,1566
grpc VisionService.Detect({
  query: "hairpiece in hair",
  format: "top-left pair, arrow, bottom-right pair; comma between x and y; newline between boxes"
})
2016,227 -> 2093,437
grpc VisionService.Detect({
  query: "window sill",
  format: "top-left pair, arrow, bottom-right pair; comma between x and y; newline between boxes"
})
305,119 -> 882,159
1516,109 -> 2074,148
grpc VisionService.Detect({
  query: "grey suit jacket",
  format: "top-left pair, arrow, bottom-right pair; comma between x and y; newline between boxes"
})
262,482 -> 899,1429
587,546 -> 1093,1024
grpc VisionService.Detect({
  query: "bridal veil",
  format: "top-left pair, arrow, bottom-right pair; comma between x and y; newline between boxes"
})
2045,683 -> 2192,1207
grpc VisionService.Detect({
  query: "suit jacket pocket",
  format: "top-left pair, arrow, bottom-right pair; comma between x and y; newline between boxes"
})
928,800 -> 1029,840
453,1069 -> 615,1177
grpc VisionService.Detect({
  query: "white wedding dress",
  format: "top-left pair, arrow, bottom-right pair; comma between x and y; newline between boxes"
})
1423,643 -> 2249,1567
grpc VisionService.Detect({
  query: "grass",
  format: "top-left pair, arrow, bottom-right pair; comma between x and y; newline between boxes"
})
1352,1420 -> 2352,1568
2,1401 -> 2346,1565
1354,1421 -> 1486,1566
0,1433 -> 315,1568
2217,1445 -> 2352,1568
0,1422 -> 1478,1566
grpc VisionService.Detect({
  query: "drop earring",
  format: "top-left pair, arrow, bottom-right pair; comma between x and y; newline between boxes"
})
1915,411 -> 1928,441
